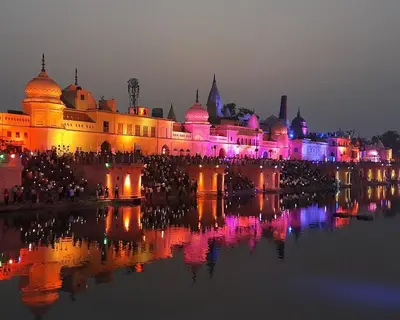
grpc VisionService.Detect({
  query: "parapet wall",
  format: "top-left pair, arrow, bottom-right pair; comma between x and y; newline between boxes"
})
73,163 -> 143,198
184,165 -> 225,195
230,164 -> 280,192
0,156 -> 23,201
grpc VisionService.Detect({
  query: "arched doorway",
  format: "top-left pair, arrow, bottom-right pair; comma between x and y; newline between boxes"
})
161,145 -> 170,155
218,148 -> 226,158
262,151 -> 268,159
101,141 -> 111,152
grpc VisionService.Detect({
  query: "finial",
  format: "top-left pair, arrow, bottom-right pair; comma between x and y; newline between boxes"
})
297,107 -> 301,117
196,89 -> 199,103
75,68 -> 78,85
213,73 -> 216,82
41,53 -> 46,72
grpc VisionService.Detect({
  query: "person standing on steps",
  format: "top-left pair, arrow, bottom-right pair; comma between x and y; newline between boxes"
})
105,186 -> 109,198
114,185 -> 119,199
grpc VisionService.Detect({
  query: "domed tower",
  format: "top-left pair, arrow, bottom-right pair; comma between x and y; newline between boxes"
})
247,114 -> 260,129
290,108 -> 308,138
22,54 -> 65,128
206,74 -> 223,123
61,68 -> 97,110
261,115 -> 289,159
185,90 -> 211,145
20,262 -> 62,319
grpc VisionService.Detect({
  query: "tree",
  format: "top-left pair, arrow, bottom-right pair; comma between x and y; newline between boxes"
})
370,130 -> 400,155
345,130 -> 356,138
221,103 -> 236,116
237,108 -> 255,117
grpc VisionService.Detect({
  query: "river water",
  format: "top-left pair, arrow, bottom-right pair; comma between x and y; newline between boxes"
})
1,186 -> 400,319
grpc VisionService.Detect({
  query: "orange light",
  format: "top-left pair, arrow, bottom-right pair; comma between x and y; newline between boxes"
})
123,213 -> 130,232
135,264 -> 143,273
124,173 -> 132,197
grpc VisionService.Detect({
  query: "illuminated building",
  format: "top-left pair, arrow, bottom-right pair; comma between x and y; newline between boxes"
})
1,56 -> 389,162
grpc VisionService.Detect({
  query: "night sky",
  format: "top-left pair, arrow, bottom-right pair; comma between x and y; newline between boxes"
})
1,0 -> 399,136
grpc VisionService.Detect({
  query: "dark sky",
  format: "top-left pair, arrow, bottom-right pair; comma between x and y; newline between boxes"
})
1,0 -> 399,136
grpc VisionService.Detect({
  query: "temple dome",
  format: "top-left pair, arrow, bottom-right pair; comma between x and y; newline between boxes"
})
290,108 -> 308,138
25,71 -> 62,101
185,91 -> 209,123
61,69 -> 97,110
291,112 -> 306,128
263,115 -> 287,135
247,114 -> 260,129
22,291 -> 59,318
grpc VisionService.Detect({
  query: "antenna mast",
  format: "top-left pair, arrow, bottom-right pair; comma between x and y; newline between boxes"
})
127,78 -> 140,108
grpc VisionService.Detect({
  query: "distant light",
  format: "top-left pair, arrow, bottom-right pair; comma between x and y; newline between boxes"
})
288,226 -> 292,233
10,154 -> 15,159
260,166 -> 263,169
199,164 -> 202,168
105,163 -> 110,168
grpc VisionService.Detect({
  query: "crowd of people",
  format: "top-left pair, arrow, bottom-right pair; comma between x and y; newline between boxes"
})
141,155 -> 198,202
225,171 -> 255,195
0,148 -> 343,206
278,160 -> 337,191
3,149 -> 86,206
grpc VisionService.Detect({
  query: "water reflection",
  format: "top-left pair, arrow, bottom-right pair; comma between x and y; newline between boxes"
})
0,186 -> 398,318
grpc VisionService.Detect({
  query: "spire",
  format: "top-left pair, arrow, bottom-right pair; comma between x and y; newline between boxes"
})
206,240 -> 219,279
74,68 -> 78,86
206,74 -> 223,120
196,89 -> 199,103
41,53 -> 46,72
297,107 -> 301,118
167,101 -> 177,121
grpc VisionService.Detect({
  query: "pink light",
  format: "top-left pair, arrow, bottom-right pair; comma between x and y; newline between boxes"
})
368,203 -> 377,213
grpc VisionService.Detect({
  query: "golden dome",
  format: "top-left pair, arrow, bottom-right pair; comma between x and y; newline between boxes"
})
25,71 -> 62,100
24,55 -> 63,105
22,291 -> 59,318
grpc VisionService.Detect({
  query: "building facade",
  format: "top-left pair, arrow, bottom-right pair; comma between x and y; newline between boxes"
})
0,57 -> 390,162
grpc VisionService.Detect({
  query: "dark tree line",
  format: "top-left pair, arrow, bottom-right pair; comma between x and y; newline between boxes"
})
371,130 -> 400,155
221,103 -> 255,117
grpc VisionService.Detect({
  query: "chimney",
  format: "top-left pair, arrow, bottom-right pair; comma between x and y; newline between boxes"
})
279,95 -> 287,122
